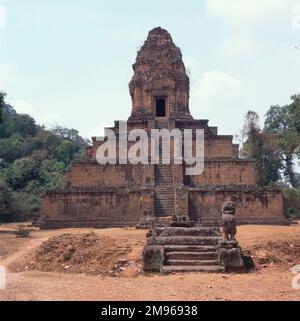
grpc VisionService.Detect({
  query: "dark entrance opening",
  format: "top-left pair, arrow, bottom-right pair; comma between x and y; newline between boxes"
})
155,98 -> 166,117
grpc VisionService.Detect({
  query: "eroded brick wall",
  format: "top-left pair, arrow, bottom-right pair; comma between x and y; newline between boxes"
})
186,160 -> 256,186
188,189 -> 285,225
39,189 -> 154,228
68,162 -> 154,189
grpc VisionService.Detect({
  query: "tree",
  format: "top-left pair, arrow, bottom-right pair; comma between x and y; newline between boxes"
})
242,111 -> 282,186
6,157 -> 40,189
3,114 -> 37,137
0,94 -> 88,222
0,179 -> 16,222
264,97 -> 300,187
0,92 -> 6,124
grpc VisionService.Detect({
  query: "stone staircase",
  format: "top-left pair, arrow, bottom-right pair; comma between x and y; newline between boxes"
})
154,164 -> 175,218
154,117 -> 176,220
148,226 -> 225,273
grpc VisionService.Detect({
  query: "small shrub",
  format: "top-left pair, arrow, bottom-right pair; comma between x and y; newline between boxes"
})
15,225 -> 31,238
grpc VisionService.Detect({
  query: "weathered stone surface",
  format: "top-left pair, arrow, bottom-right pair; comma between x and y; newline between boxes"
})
242,254 -> 255,270
37,27 -> 286,230
142,245 -> 164,271
221,201 -> 237,241
217,239 -> 254,272
159,227 -> 220,237
144,226 -> 223,273
129,27 -> 191,120
218,246 -> 245,270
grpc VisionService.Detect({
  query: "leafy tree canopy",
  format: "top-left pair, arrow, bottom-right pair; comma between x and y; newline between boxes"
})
0,93 -> 88,222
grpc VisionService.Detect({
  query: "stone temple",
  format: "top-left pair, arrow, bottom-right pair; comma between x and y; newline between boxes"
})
38,27 -> 286,229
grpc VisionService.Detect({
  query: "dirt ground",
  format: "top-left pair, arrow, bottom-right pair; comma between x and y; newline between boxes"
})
0,223 -> 300,301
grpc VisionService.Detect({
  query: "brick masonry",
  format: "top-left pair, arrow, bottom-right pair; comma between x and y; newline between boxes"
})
37,27 -> 286,228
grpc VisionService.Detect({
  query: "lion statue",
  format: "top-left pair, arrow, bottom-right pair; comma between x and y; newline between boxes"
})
221,200 -> 237,241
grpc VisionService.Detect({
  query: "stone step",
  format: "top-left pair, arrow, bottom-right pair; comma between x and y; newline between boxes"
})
154,205 -> 175,211
154,211 -> 174,214
155,204 -> 174,208
155,196 -> 174,200
154,202 -> 174,206
154,199 -> 174,203
154,207 -> 174,211
154,201 -> 174,205
149,236 -> 220,246
154,193 -> 174,196
155,197 -> 173,200
154,199 -> 174,204
155,192 -> 174,196
165,259 -> 219,266
161,265 -> 225,274
155,185 -> 173,188
159,227 -> 221,237
155,194 -> 174,198
164,245 -> 217,252
165,251 -> 218,260
155,216 -> 173,221
155,206 -> 174,210
155,199 -> 174,205
155,210 -> 175,214
156,221 -> 173,227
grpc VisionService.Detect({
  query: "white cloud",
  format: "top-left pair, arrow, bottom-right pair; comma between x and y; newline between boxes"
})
13,99 -> 35,115
85,123 -> 112,139
12,99 -> 60,128
205,0 -> 297,26
190,70 -> 245,135
42,113 -> 60,125
220,33 -> 261,56
184,56 -> 199,82
193,69 -> 242,108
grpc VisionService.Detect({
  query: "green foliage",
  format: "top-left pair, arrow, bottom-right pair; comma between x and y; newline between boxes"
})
282,187 -> 300,219
0,94 -> 88,222
0,178 -> 16,222
242,111 -> 282,186
0,133 -> 24,162
0,92 -> 6,124
264,96 -> 300,187
242,94 -> 300,188
1,114 -> 37,138
6,157 -> 40,189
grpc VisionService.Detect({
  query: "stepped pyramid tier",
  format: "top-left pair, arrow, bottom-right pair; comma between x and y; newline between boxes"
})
37,27 -> 286,229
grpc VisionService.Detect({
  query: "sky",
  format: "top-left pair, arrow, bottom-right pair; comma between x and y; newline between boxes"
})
0,0 -> 300,141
